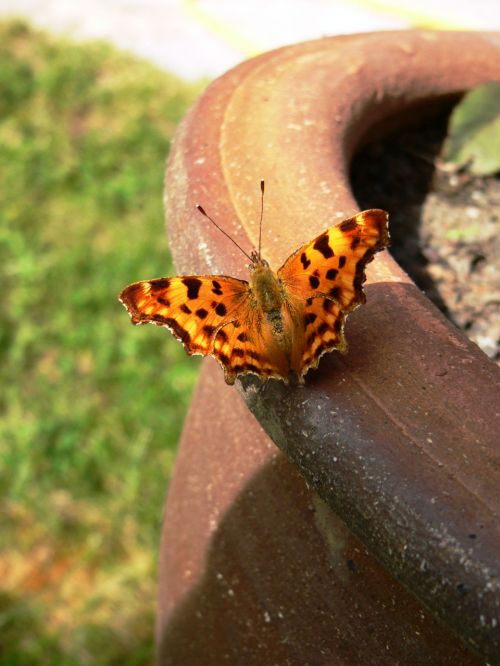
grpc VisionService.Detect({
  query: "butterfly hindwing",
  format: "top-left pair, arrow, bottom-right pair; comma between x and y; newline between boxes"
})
211,314 -> 288,384
299,296 -> 347,376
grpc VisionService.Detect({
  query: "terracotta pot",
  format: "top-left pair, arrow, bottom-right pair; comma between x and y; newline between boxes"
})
157,31 -> 500,664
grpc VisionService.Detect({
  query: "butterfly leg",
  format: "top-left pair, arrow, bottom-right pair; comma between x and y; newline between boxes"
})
224,369 -> 237,385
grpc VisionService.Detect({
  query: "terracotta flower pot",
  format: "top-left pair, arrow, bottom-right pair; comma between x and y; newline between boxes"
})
157,31 -> 500,664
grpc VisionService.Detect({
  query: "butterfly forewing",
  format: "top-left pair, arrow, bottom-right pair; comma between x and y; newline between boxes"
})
278,209 -> 389,377
278,209 -> 389,310
298,297 -> 347,376
119,275 -> 250,355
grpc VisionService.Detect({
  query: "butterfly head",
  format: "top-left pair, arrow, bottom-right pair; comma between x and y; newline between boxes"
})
249,250 -> 269,271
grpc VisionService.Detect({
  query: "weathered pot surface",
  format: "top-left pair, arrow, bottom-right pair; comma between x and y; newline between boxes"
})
158,30 -> 500,664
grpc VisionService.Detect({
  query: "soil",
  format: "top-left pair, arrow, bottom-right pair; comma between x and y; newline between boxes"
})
351,107 -> 499,365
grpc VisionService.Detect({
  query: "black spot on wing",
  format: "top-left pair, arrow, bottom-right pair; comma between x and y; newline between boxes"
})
313,233 -> 334,259
237,332 -> 248,342
215,302 -> 227,317
195,308 -> 208,319
203,325 -> 216,337
304,312 -> 317,327
326,268 -> 338,281
351,235 -> 360,250
231,361 -> 270,375
309,275 -> 320,289
329,287 -> 341,300
241,362 -> 261,374
300,252 -> 311,269
317,322 -> 329,336
211,280 -> 223,295
338,255 -> 346,269
183,277 -> 202,300
232,348 -> 245,358
312,341 -> 330,359
150,278 -> 170,291
339,218 -> 357,232
215,328 -> 228,343
159,297 -> 171,307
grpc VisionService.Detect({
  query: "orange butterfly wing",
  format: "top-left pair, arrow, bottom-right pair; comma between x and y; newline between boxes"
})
278,209 -> 389,377
120,209 -> 389,385
119,275 -> 283,384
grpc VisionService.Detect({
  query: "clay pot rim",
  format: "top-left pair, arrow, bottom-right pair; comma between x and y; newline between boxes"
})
164,30 -> 500,661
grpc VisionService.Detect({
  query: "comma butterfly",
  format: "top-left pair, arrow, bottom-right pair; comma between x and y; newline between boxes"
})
119,182 -> 389,385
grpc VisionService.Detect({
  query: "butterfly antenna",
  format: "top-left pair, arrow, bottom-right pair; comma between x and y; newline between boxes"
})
258,179 -> 265,261
196,204 -> 254,263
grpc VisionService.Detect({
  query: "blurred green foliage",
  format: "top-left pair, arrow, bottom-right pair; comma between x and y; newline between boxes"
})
0,19 -> 203,665
443,81 -> 500,175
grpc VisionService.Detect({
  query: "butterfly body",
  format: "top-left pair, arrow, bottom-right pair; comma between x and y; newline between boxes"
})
243,259 -> 294,380
119,209 -> 389,385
